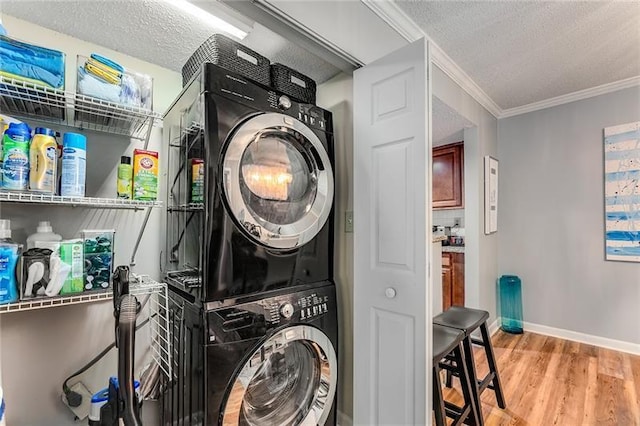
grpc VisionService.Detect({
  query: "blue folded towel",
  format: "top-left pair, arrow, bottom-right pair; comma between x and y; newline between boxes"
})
0,36 -> 65,88
90,53 -> 124,74
77,66 -> 120,103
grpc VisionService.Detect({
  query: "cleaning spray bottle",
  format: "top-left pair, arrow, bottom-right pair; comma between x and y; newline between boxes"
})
117,156 -> 133,199
0,219 -> 20,304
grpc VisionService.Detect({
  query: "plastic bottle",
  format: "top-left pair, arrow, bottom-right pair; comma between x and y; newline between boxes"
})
60,133 -> 87,197
0,219 -> 20,305
2,122 -> 31,191
0,116 -> 4,185
26,221 -> 63,250
117,156 -> 133,199
29,127 -> 58,193
191,158 -> 204,202
0,385 -> 5,426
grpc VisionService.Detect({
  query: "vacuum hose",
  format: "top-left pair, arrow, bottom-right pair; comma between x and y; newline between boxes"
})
117,294 -> 142,426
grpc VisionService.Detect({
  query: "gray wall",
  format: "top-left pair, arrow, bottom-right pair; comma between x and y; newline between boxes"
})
498,86 -> 640,344
316,73 -> 354,424
432,66 -> 499,320
0,16 -> 181,424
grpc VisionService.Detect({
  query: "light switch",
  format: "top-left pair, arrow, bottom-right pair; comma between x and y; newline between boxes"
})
345,211 -> 354,233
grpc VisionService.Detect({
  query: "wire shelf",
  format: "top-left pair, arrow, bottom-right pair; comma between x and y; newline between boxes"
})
73,93 -> 156,138
0,290 -> 113,313
0,191 -> 162,210
0,76 -> 67,122
0,76 -> 160,140
0,275 -> 172,379
0,275 -> 160,314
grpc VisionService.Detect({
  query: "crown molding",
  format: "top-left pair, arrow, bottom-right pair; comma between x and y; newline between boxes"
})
361,0 -> 424,41
362,0 -> 502,118
499,75 -> 640,118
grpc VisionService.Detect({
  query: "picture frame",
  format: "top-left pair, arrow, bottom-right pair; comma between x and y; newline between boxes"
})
604,121 -> 640,262
484,155 -> 498,234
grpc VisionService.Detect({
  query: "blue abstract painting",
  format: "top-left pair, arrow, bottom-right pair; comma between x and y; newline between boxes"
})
604,121 -> 640,262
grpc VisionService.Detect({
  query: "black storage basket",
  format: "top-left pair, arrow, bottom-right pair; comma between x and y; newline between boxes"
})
270,63 -> 317,104
182,34 -> 270,86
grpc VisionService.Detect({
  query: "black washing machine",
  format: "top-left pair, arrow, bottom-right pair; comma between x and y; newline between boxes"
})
162,281 -> 338,426
163,63 -> 335,303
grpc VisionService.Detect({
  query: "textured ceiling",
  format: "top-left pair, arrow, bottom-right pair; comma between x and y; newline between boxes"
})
4,1 -> 637,111
432,97 -> 473,146
396,1 -> 640,110
1,0 -> 341,85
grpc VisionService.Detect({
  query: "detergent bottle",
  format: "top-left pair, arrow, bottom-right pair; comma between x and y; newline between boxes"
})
26,221 -> 62,250
0,219 -> 20,305
2,122 -> 31,191
30,127 -> 58,193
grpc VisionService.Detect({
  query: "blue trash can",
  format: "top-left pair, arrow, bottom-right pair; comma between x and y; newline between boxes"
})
499,275 -> 523,334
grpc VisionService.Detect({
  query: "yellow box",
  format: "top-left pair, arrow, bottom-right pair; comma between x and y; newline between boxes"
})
133,149 -> 158,200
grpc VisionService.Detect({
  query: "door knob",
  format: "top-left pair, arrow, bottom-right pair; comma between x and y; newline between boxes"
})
385,287 -> 397,299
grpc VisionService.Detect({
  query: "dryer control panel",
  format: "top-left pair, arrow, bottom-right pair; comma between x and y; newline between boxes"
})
205,63 -> 332,133
206,283 -> 336,344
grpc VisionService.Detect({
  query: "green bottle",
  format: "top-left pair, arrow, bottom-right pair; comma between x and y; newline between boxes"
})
117,156 -> 133,199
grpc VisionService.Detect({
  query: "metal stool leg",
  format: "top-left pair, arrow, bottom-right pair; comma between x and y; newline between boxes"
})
433,366 -> 447,426
480,323 -> 506,409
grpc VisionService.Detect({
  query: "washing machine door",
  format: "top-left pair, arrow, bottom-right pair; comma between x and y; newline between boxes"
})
221,325 -> 337,426
222,113 -> 334,250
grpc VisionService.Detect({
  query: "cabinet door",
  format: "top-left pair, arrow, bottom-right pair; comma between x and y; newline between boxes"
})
433,142 -> 463,209
451,253 -> 465,306
442,253 -> 452,310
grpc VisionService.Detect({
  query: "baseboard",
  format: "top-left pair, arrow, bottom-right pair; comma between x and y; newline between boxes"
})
337,410 -> 353,426
520,321 -> 640,356
488,318 -> 500,336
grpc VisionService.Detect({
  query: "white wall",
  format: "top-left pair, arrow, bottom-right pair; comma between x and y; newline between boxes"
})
316,72 -> 354,425
432,66 -> 499,320
0,15 -> 181,424
269,0 -> 406,65
498,86 -> 640,345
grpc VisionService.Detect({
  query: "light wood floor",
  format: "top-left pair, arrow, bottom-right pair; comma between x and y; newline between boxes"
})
442,330 -> 640,425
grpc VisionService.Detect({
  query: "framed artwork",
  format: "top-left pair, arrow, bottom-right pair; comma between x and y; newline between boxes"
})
604,121 -> 640,262
484,156 -> 498,234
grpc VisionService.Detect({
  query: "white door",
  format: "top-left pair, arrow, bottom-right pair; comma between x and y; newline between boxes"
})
353,38 -> 432,425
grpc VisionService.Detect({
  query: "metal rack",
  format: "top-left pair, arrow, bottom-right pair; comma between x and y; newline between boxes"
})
0,76 -> 160,144
0,276 -> 172,379
136,275 -> 172,379
167,203 -> 204,212
0,191 -> 162,210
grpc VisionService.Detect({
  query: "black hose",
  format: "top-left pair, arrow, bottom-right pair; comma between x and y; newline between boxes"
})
118,294 -> 142,426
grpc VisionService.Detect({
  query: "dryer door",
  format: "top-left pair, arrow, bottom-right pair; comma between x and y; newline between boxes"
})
221,325 -> 337,426
222,113 -> 334,250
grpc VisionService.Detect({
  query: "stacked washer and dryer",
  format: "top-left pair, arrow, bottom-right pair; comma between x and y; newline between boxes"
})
161,62 -> 338,425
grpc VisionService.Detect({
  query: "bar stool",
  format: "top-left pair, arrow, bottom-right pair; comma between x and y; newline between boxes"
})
432,324 -> 480,426
434,306 -> 507,426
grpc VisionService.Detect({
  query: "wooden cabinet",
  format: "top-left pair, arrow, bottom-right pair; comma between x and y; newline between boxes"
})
441,252 -> 464,310
433,142 -> 464,209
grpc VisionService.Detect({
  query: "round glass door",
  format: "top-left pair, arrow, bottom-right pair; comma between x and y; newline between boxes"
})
221,325 -> 337,426
222,113 -> 333,250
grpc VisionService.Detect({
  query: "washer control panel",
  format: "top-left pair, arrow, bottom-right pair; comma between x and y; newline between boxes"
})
207,283 -> 336,343
297,292 -> 330,320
